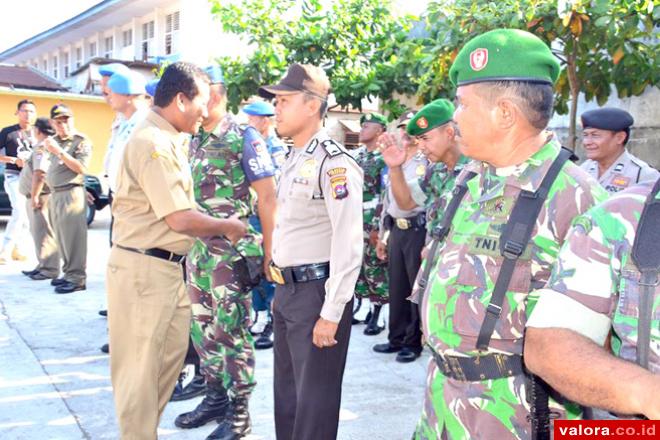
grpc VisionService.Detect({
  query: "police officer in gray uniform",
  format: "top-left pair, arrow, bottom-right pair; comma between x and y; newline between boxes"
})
580,107 -> 659,194
259,63 -> 363,440
373,112 -> 428,363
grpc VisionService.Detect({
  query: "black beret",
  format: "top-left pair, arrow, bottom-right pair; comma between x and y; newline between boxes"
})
581,108 -> 634,132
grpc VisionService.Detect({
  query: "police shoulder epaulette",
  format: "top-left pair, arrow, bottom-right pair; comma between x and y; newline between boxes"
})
305,138 -> 320,154
321,139 -> 343,157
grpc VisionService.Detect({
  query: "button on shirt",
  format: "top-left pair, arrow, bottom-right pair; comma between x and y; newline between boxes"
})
111,109 -> 196,255
272,130 -> 364,322
581,150 -> 659,195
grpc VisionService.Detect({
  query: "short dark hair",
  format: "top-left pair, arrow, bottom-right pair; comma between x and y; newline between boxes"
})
302,93 -> 328,120
34,117 -> 55,136
17,99 -> 36,110
477,81 -> 555,130
154,62 -> 209,108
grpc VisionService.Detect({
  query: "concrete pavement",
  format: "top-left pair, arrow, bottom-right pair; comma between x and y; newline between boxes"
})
0,209 -> 428,439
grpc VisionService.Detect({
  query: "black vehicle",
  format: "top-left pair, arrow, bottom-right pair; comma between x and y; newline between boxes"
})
0,166 -> 108,225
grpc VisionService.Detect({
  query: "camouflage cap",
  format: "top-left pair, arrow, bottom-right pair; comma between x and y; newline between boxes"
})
360,112 -> 387,127
407,99 -> 455,136
259,63 -> 330,100
449,28 -> 560,86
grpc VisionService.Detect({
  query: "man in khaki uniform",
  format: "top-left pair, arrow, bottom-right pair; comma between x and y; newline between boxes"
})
43,104 -> 91,293
259,63 -> 364,440
580,107 -> 659,194
106,62 -> 246,440
18,117 -> 60,280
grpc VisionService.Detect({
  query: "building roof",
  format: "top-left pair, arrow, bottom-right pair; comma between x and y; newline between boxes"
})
0,65 -> 67,92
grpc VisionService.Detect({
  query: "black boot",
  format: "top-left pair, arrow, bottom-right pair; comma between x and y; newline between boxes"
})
363,304 -> 384,336
206,396 -> 251,440
171,374 -> 207,401
254,320 -> 273,350
352,297 -> 363,325
174,383 -> 230,429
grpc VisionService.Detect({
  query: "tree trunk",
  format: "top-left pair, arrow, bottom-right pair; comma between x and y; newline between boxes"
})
566,47 -> 579,151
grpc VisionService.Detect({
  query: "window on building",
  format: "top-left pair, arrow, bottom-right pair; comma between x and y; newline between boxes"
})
89,41 -> 97,58
52,55 -> 58,79
63,51 -> 70,77
104,36 -> 113,58
42,59 -> 47,72
165,11 -> 180,55
75,47 -> 83,68
142,20 -> 155,60
123,29 -> 133,47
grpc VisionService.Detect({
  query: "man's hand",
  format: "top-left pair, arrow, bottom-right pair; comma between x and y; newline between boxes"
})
31,195 -> 42,209
378,132 -> 406,168
223,215 -> 247,244
368,230 -> 379,248
312,317 -> 339,349
43,137 -> 62,156
376,240 -> 387,261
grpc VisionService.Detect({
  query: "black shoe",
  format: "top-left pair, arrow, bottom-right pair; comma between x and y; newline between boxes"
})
100,343 -> 109,354
51,278 -> 66,286
254,322 -> 273,350
352,297 -> 363,325
29,271 -> 55,281
396,348 -> 422,363
373,342 -> 403,354
206,396 -> 251,440
363,304 -> 383,336
171,375 -> 206,402
98,310 -> 108,317
54,281 -> 86,294
22,269 -> 39,276
174,383 -> 230,429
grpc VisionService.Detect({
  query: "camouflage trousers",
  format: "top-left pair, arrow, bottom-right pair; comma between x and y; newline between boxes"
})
186,239 -> 256,398
414,358 -> 582,440
355,236 -> 389,304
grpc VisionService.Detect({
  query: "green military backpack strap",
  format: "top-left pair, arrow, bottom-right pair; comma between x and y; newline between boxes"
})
476,147 -> 572,351
417,171 -> 477,316
631,177 -> 660,370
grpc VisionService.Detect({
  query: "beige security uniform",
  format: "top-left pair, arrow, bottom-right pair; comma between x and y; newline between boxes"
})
581,150 -> 659,194
107,109 -> 194,440
19,145 -> 59,277
44,134 -> 91,285
271,129 -> 363,440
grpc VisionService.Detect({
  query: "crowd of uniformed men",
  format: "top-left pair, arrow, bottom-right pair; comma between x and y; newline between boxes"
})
1,26 -> 659,440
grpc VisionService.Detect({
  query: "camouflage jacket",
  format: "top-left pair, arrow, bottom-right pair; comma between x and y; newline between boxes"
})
354,145 -> 388,233
527,179 -> 660,373
419,155 -> 471,236
421,136 -> 608,357
189,115 -> 275,258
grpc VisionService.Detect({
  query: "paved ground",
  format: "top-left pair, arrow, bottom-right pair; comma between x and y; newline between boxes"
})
0,208 -> 428,440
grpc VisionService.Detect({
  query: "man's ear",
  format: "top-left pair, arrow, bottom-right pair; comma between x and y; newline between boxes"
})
494,98 -> 517,130
175,92 -> 186,112
613,130 -> 627,146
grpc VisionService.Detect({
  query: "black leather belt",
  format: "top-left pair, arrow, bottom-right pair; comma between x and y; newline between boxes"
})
115,244 -> 186,264
430,347 -> 524,381
385,213 -> 426,231
269,262 -> 330,285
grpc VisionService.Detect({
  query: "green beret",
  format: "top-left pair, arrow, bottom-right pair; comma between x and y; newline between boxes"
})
406,99 -> 455,136
360,112 -> 387,127
449,28 -> 560,86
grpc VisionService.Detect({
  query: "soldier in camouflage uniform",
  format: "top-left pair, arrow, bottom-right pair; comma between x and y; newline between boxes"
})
525,178 -> 660,420
354,112 -> 389,335
414,29 -> 609,439
174,66 -> 277,440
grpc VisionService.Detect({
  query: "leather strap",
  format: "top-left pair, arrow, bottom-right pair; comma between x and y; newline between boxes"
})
431,349 -> 524,381
476,148 -> 571,351
115,244 -> 186,264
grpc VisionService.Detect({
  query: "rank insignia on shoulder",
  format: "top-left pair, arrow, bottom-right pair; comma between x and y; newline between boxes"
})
330,175 -> 349,199
305,139 -> 319,154
321,139 -> 343,157
327,167 -> 347,177
614,163 -> 624,172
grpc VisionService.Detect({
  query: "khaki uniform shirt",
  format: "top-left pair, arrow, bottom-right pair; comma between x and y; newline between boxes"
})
44,134 -> 92,189
272,129 -> 364,322
111,109 -> 196,255
581,150 -> 659,194
384,151 -> 428,218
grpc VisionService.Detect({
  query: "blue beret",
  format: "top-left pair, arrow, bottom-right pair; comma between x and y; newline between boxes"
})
108,71 -> 147,95
145,78 -> 159,97
204,65 -> 224,84
99,63 -> 131,77
581,108 -> 634,132
243,101 -> 275,116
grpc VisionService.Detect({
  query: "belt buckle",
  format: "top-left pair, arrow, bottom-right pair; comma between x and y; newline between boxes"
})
269,264 -> 285,285
395,218 -> 410,230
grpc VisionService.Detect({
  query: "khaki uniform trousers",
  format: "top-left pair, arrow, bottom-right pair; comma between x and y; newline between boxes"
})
106,246 -> 191,440
48,186 -> 87,284
25,195 -> 59,278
